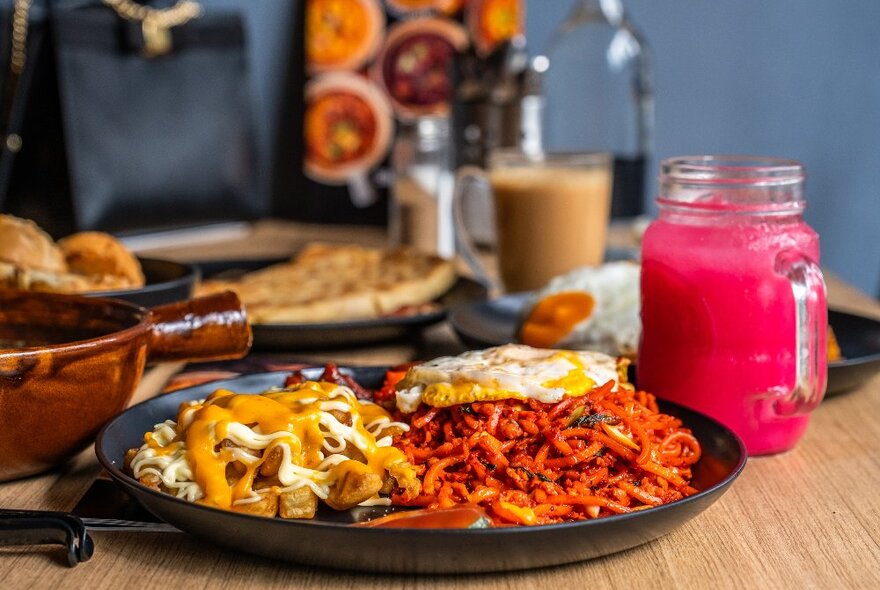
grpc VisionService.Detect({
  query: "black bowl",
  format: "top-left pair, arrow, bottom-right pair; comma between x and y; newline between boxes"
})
87,257 -> 198,308
96,367 -> 746,574
826,309 -> 880,395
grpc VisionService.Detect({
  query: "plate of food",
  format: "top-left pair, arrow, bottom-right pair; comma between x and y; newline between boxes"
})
303,73 -> 394,185
371,17 -> 469,119
195,242 -> 486,349
450,263 -> 641,355
449,263 -> 880,397
96,345 -> 745,573
0,214 -> 196,307
305,0 -> 385,73
466,0 -> 524,56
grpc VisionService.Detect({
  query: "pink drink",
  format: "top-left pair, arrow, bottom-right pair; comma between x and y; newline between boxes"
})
638,157 -> 827,455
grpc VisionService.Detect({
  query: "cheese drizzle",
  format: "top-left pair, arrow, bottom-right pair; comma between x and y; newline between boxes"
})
131,381 -> 412,509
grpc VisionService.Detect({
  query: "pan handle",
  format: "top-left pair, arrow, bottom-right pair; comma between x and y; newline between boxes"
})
0,509 -> 94,567
146,291 -> 252,363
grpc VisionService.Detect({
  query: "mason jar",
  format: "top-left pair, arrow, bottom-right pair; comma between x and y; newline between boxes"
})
638,156 -> 827,455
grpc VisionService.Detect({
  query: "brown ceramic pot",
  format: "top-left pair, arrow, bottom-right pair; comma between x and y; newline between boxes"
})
0,290 -> 252,481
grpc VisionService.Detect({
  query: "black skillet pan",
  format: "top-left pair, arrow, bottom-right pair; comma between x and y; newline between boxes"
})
95,367 -> 746,574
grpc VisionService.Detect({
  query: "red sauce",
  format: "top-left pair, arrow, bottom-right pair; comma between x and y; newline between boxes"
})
357,504 -> 490,529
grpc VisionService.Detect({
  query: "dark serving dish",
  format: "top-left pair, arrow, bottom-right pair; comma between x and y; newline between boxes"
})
97,367 -> 746,574
0,290 -> 250,481
448,291 -> 530,350
826,309 -> 880,395
87,257 -> 198,308
196,259 -> 487,349
450,296 -> 880,398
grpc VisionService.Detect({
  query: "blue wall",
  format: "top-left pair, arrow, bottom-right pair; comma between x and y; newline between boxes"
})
42,1 -> 878,295
529,0 -> 880,296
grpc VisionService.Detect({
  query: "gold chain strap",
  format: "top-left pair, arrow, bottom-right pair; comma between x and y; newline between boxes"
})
10,0 -> 32,75
2,0 -> 32,152
2,0 -> 201,152
102,0 -> 203,57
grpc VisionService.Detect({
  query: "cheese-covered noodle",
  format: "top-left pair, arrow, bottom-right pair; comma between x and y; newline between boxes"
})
128,381 -> 419,518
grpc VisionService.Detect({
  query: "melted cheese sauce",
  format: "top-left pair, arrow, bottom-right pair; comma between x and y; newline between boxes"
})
130,381 -> 412,510
395,344 -> 621,413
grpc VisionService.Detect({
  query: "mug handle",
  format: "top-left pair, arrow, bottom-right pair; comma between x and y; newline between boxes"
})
348,172 -> 377,208
774,249 -> 828,415
452,165 -> 502,292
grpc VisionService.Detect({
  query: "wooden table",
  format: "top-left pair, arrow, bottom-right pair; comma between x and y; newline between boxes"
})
2,222 -> 879,589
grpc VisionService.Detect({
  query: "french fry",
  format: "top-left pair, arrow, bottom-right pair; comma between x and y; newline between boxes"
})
379,425 -> 405,439
138,473 -> 162,492
254,474 -> 282,490
341,442 -> 367,463
329,409 -> 352,426
260,445 -> 283,477
325,460 -> 383,510
216,438 -> 239,452
232,492 -> 278,518
279,487 -> 318,519
388,461 -> 421,499
379,473 -> 394,495
226,462 -> 246,485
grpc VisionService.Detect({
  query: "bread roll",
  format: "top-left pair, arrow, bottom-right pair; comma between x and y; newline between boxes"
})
58,231 -> 145,288
0,214 -> 67,272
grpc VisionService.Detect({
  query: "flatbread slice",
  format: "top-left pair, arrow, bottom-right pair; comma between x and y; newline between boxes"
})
196,243 -> 457,323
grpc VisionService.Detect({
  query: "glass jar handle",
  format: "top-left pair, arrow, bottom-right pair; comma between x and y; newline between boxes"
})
774,249 -> 827,415
452,166 -> 501,292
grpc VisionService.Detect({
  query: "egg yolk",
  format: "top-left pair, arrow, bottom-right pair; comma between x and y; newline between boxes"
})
519,292 -> 595,348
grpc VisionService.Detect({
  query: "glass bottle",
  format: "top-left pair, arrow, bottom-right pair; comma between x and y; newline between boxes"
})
388,116 -> 456,258
639,156 -> 827,455
539,0 -> 653,218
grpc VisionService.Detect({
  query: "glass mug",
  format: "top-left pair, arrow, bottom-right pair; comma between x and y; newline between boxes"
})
453,150 -> 613,292
638,156 -> 827,455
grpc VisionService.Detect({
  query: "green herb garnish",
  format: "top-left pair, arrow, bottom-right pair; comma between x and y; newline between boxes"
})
518,467 -> 554,483
571,413 -> 618,428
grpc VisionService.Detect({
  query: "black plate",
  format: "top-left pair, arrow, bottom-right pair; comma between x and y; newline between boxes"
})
96,368 -> 746,573
86,257 -> 198,308
826,309 -> 880,395
449,296 -> 880,398
196,259 -> 487,349
449,292 -> 530,350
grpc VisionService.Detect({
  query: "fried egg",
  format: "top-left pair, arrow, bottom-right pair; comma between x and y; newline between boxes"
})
518,262 -> 640,357
394,344 -> 622,413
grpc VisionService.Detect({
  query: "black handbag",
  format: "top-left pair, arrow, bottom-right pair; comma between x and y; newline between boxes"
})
0,0 -> 265,237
